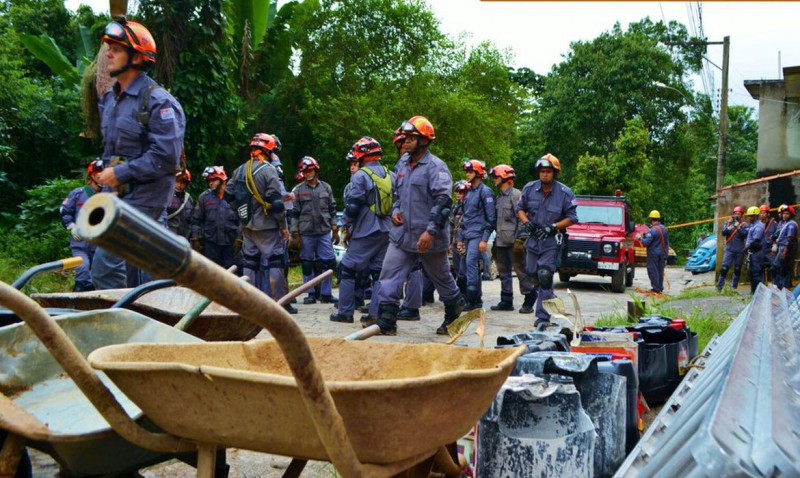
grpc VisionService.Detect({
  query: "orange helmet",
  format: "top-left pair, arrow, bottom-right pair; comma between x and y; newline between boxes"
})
86,159 -> 104,177
350,137 -> 382,162
779,204 -> 796,216
294,171 -> 304,183
759,204 -> 770,213
102,18 -> 157,64
454,180 -> 471,194
534,153 -> 561,174
250,133 -> 278,154
175,168 -> 192,183
298,156 -> 320,173
399,116 -> 435,141
489,164 -> 516,181
462,160 -> 486,178
201,166 -> 227,182
732,206 -> 744,215
392,128 -> 406,146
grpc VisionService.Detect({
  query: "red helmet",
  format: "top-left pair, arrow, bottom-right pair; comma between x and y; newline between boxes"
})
102,19 -> 157,64
392,128 -> 406,146
345,150 -> 358,163
732,206 -> 744,215
463,160 -> 486,178
759,204 -> 770,213
399,116 -> 435,141
298,156 -> 320,173
779,204 -> 796,216
535,153 -> 561,174
250,133 -> 278,154
175,168 -> 192,183
294,171 -> 305,183
350,137 -> 382,162
86,159 -> 104,177
489,164 -> 516,181
454,180 -> 471,194
202,166 -> 227,182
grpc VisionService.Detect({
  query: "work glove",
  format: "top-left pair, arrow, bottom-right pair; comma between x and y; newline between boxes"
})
67,223 -> 82,241
332,225 -> 340,245
190,238 -> 203,252
341,228 -> 351,248
233,237 -> 243,255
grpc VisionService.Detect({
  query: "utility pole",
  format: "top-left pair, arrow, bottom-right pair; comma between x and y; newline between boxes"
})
714,36 -> 730,235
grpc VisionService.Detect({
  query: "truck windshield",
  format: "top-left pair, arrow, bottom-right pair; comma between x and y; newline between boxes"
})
576,205 -> 623,226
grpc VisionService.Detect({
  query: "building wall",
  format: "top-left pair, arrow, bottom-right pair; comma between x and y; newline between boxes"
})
751,70 -> 800,177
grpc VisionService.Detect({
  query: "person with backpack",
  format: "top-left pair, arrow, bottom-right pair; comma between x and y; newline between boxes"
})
374,116 -> 465,336
290,157 -> 339,305
167,168 -> 193,238
60,160 -> 104,291
457,160 -> 497,311
330,137 -> 394,324
190,166 -> 239,269
225,133 -> 294,313
451,180 -> 470,294
91,18 -> 186,289
772,204 -> 798,290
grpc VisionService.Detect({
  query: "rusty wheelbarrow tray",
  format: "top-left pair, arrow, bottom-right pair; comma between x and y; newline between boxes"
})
9,193 -> 523,477
0,309 -> 201,476
32,285 -> 260,342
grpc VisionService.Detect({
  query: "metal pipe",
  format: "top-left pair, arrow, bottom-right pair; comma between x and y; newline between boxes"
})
76,194 -> 366,477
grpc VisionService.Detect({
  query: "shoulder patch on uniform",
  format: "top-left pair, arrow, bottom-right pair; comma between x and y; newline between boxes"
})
160,107 -> 176,120
438,171 -> 449,180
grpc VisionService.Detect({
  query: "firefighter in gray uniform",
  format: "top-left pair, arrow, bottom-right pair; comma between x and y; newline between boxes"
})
451,180 -> 469,293
166,168 -> 193,238
290,156 -> 338,304
515,154 -> 578,326
457,160 -> 496,310
330,137 -> 394,324
225,133 -> 292,312
375,116 -> 465,336
488,164 -> 535,312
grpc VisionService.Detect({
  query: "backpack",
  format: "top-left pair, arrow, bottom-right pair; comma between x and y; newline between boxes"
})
232,160 -> 270,224
361,166 -> 393,217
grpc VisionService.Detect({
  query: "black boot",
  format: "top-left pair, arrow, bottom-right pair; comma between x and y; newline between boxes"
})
490,293 -> 515,311
518,291 -> 536,314
397,307 -> 421,321
320,294 -> 339,304
360,314 -> 377,328
463,286 -> 483,312
302,295 -> 317,305
284,304 -> 298,315
437,294 -> 466,335
329,313 -> 354,323
422,293 -> 435,305
377,304 -> 399,335
456,277 -> 467,295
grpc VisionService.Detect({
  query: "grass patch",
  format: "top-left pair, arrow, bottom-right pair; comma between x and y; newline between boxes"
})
595,289 -> 739,352
0,256 -> 74,294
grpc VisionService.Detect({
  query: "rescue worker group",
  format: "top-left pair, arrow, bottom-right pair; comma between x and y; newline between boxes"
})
59,18 -> 799,337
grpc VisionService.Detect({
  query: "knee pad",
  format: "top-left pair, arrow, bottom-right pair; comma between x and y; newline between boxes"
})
537,269 -> 553,289
268,254 -> 286,270
243,252 -> 260,271
340,264 -> 357,281
719,265 -> 730,276
301,260 -> 314,276
324,259 -> 338,273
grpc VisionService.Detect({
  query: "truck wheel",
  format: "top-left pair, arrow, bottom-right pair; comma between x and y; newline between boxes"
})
611,264 -> 625,293
625,262 -> 635,287
559,272 -> 571,283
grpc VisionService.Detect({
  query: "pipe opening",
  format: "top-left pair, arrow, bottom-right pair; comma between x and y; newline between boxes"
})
88,207 -> 105,226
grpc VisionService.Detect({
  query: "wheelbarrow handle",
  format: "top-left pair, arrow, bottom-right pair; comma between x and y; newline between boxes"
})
11,257 -> 84,290
110,279 -> 176,309
76,194 -> 367,478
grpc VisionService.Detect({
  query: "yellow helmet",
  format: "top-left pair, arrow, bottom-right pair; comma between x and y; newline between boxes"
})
745,206 -> 760,216
648,210 -> 661,219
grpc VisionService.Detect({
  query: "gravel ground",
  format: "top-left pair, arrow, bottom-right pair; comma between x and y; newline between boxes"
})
26,266 -> 750,477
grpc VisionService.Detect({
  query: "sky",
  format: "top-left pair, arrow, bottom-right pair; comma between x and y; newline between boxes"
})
64,1 -> 800,111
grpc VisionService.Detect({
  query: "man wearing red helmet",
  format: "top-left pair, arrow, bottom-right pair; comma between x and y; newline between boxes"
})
451,180 -> 470,296
91,18 -> 186,289
375,116 -> 466,336
489,165 -> 535,313
226,133 -> 293,312
457,160 -> 496,313
771,205 -> 798,290
190,167 -> 239,269
166,168 -> 194,239
59,160 -> 104,291
716,206 -> 750,291
290,156 -> 339,305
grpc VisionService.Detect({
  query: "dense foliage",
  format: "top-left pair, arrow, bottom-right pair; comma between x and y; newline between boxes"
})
0,0 -> 759,265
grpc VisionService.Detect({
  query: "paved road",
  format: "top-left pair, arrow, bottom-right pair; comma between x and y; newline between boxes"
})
32,267 -> 726,477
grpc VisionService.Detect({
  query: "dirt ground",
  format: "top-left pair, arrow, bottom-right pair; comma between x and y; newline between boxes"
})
27,267 -> 748,477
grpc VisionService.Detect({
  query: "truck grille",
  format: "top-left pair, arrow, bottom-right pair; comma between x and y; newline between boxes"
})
566,239 -> 601,257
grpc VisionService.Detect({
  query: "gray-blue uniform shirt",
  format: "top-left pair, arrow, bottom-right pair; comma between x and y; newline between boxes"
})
343,162 -> 394,239
642,223 -> 669,257
515,180 -> 578,251
457,182 -> 496,243
390,151 -> 454,253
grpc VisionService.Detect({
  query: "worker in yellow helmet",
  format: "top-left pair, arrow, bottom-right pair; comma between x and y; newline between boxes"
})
637,210 -> 669,294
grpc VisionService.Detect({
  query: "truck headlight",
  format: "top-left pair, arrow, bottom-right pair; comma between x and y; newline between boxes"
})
601,242 -> 619,257
603,244 -> 613,254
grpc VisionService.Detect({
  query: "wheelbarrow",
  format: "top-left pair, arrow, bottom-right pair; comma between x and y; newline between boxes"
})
0,264 -> 337,476
27,193 -> 523,477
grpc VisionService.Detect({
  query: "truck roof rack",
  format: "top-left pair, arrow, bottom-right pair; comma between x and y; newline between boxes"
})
575,195 -> 630,204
